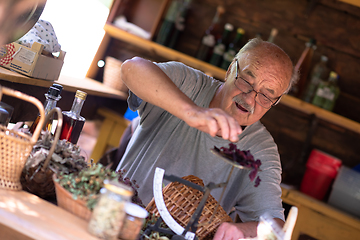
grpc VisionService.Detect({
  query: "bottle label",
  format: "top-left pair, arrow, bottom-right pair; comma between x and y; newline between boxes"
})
213,43 -> 226,55
202,34 -> 216,47
223,49 -> 235,61
316,87 -> 335,101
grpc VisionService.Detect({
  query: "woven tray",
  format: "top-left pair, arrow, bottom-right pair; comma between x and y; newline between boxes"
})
0,86 -> 45,190
146,175 -> 232,240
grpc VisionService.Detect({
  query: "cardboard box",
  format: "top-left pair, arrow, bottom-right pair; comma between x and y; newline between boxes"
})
0,42 -> 66,80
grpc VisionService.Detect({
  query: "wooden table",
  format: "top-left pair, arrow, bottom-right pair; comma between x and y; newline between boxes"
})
281,185 -> 360,240
0,188 -> 99,240
0,67 -> 129,122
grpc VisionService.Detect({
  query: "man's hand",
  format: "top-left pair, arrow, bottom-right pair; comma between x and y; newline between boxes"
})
213,222 -> 258,240
183,107 -> 242,142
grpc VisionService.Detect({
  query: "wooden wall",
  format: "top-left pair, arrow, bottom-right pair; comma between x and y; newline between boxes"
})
97,0 -> 360,188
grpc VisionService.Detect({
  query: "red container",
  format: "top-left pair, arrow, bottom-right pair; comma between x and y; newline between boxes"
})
300,149 -> 342,200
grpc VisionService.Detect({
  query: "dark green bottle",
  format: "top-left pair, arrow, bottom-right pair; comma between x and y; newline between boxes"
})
220,28 -> 245,70
312,71 -> 340,111
209,23 -> 233,67
156,0 -> 182,46
167,0 -> 192,49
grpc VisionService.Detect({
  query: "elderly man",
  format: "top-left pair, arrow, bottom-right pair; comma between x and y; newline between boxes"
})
116,38 -> 298,239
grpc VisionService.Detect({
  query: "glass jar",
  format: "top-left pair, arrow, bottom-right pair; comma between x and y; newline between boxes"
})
118,202 -> 149,240
88,179 -> 133,240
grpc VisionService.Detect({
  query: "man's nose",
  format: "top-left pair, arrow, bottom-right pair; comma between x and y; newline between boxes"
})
243,90 -> 257,105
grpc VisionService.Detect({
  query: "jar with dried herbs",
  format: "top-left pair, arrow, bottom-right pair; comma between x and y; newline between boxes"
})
119,202 -> 148,240
88,179 -> 133,240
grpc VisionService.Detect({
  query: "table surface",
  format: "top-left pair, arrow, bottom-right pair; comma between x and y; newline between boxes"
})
0,188 -> 99,240
0,67 -> 128,100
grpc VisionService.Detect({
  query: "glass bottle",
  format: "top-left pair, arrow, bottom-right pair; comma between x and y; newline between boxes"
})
221,28 -> 245,70
88,179 -> 133,240
167,0 -> 192,49
209,23 -> 233,67
29,84 -> 62,134
155,0 -> 182,46
195,5 -> 225,62
59,90 -> 87,144
302,55 -> 330,103
312,71 -> 340,111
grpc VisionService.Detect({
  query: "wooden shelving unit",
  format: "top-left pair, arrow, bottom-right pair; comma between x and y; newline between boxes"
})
87,22 -> 360,135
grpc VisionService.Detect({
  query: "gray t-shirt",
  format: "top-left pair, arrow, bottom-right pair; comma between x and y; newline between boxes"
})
116,61 -> 284,222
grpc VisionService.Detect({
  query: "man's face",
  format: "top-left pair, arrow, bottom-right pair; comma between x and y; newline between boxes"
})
214,47 -> 292,127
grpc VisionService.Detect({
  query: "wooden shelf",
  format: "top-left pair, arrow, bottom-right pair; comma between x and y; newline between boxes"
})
104,23 -> 227,80
102,23 -> 360,135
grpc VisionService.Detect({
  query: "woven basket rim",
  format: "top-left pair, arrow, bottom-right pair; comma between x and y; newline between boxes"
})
146,175 -> 232,239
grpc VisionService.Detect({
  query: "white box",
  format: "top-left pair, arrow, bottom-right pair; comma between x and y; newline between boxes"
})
328,166 -> 360,218
0,42 -> 66,80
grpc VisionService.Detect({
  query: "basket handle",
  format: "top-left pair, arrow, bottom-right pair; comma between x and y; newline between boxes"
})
41,107 -> 63,171
0,85 -> 45,143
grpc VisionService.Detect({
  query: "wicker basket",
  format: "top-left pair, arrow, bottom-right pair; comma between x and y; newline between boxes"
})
0,86 -> 45,190
146,175 -> 232,240
53,174 -> 92,221
103,56 -> 128,93
20,107 -> 63,199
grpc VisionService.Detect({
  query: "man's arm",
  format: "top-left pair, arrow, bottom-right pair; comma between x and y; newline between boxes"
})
213,218 -> 284,240
120,57 -> 242,142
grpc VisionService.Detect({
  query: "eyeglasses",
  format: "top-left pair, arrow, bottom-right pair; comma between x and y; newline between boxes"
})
233,60 -> 282,109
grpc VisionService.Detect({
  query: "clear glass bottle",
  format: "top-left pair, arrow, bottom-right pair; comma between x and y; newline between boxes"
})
155,0 -> 182,46
302,55 -> 330,103
88,180 -> 133,240
59,90 -> 87,144
196,5 -> 225,62
29,84 -> 62,134
312,71 -> 340,111
209,23 -> 233,67
221,27 -> 245,70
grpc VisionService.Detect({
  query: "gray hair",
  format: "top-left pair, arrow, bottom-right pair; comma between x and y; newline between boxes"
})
233,38 -> 299,94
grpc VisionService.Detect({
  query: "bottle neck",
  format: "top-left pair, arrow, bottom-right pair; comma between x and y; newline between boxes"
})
69,96 -> 85,118
44,93 -> 60,115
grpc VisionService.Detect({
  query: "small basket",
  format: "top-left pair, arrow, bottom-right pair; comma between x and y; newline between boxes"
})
53,174 -> 92,221
0,86 -> 45,190
103,56 -> 128,93
20,107 -> 63,199
146,175 -> 232,240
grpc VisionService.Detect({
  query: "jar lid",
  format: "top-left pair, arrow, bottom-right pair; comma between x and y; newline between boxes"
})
104,179 -> 133,197
125,202 -> 148,219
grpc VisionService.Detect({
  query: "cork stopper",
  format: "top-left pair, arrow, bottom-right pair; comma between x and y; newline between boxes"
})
75,90 -> 87,101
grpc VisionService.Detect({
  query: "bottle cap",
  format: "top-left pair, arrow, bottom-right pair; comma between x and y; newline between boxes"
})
52,83 -> 63,94
224,23 -> 234,31
238,28 -> 245,35
47,86 -> 61,97
75,90 -> 87,101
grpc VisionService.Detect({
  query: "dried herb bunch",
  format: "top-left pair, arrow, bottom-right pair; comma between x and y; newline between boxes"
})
55,163 -> 145,210
24,131 -> 88,174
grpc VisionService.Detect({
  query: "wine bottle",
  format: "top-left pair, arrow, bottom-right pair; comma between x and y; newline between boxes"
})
302,55 -> 330,103
209,23 -> 233,67
29,84 -> 63,134
155,0 -> 182,46
220,28 -> 245,70
195,6 -> 225,62
59,90 -> 87,144
312,71 -> 340,111
167,0 -> 192,49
